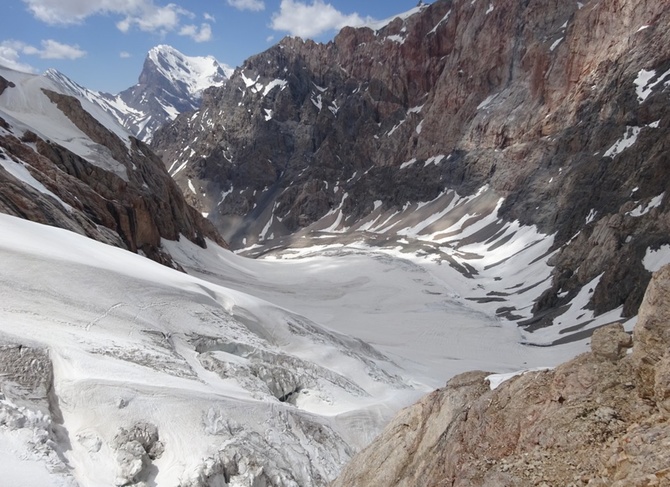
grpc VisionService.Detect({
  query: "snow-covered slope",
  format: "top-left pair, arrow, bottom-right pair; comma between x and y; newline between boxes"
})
224,184 -> 636,349
46,45 -> 232,142
0,204 -> 587,486
0,214 -> 411,486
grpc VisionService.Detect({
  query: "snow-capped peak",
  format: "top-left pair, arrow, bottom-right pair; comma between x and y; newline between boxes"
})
148,44 -> 233,97
43,45 -> 235,142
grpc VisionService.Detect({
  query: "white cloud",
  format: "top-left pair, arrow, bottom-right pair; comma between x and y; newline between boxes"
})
203,12 -> 216,22
23,0 -> 148,25
0,39 -> 86,73
117,4 -> 188,34
22,0 -> 195,36
120,51 -> 132,58
179,23 -> 212,43
38,39 -> 86,59
227,0 -> 265,12
0,42 -> 38,73
271,0 -> 372,38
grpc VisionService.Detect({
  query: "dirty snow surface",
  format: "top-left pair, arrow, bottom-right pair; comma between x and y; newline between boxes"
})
0,212 -> 590,486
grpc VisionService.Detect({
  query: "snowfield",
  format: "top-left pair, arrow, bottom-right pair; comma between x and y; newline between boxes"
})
0,214 -> 417,486
0,209 -> 599,486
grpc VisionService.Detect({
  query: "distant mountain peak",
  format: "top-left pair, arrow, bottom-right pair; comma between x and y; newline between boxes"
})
146,44 -> 233,98
46,45 -> 234,142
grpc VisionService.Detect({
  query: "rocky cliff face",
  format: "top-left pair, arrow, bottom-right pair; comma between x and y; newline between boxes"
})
152,0 -> 670,332
332,265 -> 670,487
0,67 -> 225,268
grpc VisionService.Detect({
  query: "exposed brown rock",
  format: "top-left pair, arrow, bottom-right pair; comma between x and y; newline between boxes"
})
333,371 -> 490,487
655,355 -> 670,418
632,265 -> 670,399
592,323 -> 633,362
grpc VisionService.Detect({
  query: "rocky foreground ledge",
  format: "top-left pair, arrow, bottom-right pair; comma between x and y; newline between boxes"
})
332,266 -> 670,487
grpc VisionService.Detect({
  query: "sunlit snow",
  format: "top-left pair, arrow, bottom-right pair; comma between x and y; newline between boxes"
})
634,67 -> 670,103
0,66 -> 129,180
477,93 -> 498,110
643,244 -> 670,272
400,158 -> 417,169
629,193 -> 664,217
604,126 -> 641,157
428,10 -> 451,35
550,37 -> 563,51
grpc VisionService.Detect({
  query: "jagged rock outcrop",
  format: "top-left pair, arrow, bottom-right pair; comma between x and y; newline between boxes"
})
0,70 -> 226,268
152,0 -> 670,328
632,264 -> 670,400
332,265 -> 670,487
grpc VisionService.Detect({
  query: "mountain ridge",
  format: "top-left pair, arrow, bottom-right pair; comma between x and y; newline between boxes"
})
0,0 -> 669,485
45,44 -> 232,142
152,0 -> 670,340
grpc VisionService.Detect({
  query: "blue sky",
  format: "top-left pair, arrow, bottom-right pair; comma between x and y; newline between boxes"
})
0,0 -> 428,94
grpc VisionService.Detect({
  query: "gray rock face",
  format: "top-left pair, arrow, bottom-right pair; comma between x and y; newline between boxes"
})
153,0 -> 670,326
332,266 -> 670,486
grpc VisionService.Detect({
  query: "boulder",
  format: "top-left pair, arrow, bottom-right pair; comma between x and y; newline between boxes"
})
591,323 -> 632,362
632,264 -> 670,399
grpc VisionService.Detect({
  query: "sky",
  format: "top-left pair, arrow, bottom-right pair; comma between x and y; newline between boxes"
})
0,0 -> 429,94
